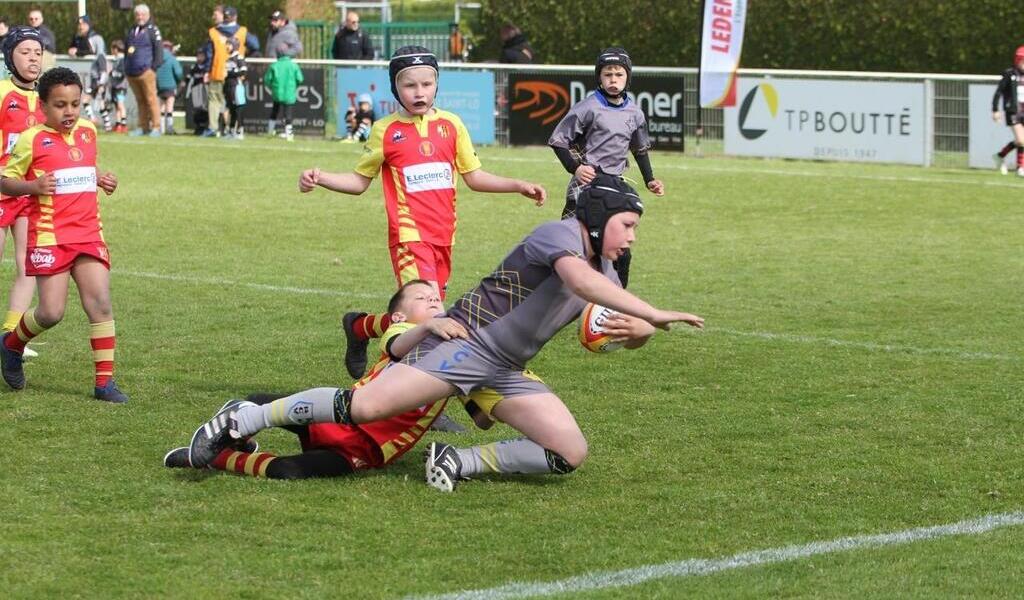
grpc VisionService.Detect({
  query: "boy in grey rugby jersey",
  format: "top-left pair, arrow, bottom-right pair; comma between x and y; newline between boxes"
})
187,175 -> 702,492
548,47 -> 665,288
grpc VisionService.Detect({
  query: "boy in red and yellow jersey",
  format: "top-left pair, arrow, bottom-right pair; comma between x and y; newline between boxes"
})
299,46 -> 547,380
0,28 -> 46,354
163,280 -> 480,478
0,67 -> 127,403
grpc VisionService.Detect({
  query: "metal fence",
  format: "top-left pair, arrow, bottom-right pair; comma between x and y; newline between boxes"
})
296,20 -> 453,60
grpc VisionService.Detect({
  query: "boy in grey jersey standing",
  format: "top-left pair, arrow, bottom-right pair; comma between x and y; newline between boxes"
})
548,48 -> 664,288
186,175 -> 702,492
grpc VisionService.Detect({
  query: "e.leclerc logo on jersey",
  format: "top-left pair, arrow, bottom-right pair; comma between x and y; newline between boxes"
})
737,83 -> 778,140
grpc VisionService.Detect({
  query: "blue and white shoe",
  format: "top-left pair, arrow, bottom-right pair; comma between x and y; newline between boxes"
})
0,332 -> 25,390
94,379 -> 129,403
188,400 -> 255,468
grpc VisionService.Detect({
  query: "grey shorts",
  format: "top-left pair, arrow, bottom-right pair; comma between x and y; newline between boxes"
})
402,334 -> 550,399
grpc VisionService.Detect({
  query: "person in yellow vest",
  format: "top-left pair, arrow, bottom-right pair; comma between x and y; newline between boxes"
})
201,5 -> 259,137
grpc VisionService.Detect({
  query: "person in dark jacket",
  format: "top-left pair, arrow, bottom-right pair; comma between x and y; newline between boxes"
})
331,11 -> 374,60
26,10 -> 56,54
499,24 -> 535,64
266,10 -> 303,59
125,4 -> 163,136
68,15 -> 105,57
991,46 -> 1024,176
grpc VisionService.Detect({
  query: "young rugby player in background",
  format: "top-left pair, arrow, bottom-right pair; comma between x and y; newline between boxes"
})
298,46 -> 547,386
549,47 -> 663,288
0,28 -> 46,359
0,68 -> 127,403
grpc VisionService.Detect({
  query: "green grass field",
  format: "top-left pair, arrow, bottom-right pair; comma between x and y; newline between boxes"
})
0,135 -> 1021,599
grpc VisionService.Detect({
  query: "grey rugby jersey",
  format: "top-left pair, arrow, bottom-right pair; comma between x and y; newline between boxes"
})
548,92 -> 651,175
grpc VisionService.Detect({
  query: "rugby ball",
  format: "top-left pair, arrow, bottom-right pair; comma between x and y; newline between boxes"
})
578,303 -> 623,353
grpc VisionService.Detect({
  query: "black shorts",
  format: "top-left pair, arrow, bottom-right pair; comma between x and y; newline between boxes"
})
158,89 -> 175,101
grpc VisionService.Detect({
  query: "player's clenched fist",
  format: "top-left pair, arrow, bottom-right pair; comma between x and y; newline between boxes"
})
32,172 -> 57,196
98,172 -> 118,195
299,167 -> 321,192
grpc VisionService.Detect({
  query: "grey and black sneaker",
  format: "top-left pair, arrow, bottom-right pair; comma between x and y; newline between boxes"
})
429,413 -> 467,433
341,312 -> 369,379
425,442 -> 463,492
164,438 -> 259,469
188,399 -> 255,468
0,332 -> 25,390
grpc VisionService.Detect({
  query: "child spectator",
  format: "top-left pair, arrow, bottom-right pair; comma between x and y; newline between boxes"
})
85,43 -> 109,130
264,42 -> 303,141
109,40 -> 129,133
342,93 -> 375,142
223,36 -> 247,139
186,47 -> 210,135
0,68 -> 127,403
155,40 -> 183,135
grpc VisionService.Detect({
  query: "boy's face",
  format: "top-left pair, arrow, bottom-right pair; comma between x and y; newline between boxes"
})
11,41 -> 43,83
600,65 -> 628,96
396,67 -> 437,116
601,211 -> 640,261
42,84 -> 83,133
358,100 -> 371,111
393,283 -> 444,324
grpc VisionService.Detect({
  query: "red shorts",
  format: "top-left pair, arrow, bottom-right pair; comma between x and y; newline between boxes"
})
26,242 -> 110,276
0,196 -> 32,228
301,423 -> 386,471
389,242 -> 452,298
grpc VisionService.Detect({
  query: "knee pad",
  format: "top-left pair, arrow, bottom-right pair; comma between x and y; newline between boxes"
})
544,449 -> 577,474
333,388 -> 353,425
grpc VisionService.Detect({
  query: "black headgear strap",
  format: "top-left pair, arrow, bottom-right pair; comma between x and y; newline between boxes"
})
595,47 -> 633,100
575,173 -> 644,257
389,46 -> 439,112
3,27 -> 43,86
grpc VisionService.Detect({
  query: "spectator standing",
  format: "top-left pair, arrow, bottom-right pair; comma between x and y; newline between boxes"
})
264,43 -> 303,141
203,5 -> 259,137
265,10 -> 302,59
124,4 -> 163,136
499,24 -> 535,64
155,41 -> 183,134
68,15 -> 105,57
186,47 -> 210,135
26,10 -> 55,54
331,11 -> 374,60
0,17 -> 10,49
109,40 -> 129,132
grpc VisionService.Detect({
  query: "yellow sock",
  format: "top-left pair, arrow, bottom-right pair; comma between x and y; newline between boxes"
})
3,310 -> 23,332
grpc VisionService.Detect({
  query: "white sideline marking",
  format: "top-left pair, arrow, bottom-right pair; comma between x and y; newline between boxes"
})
407,511 -> 1024,600
101,138 -> 1021,190
115,269 -> 390,301
712,326 -> 1018,361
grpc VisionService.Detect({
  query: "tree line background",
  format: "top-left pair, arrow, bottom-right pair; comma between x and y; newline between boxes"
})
0,0 -> 1020,74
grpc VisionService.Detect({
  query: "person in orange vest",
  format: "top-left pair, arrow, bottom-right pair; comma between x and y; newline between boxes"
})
201,5 -> 259,137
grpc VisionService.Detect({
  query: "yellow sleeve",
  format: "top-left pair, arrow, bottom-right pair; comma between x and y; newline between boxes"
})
378,321 -> 418,356
452,114 -> 481,174
353,119 -> 387,179
2,129 -> 35,179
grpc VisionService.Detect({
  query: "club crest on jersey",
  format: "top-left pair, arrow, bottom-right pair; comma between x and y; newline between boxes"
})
68,147 -> 84,162
391,130 -> 407,143
29,248 -> 55,269
418,140 -> 435,157
437,124 -> 450,138
25,115 -> 37,127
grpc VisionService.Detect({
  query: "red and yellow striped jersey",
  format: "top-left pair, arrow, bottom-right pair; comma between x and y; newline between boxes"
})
308,322 -> 447,465
0,80 -> 44,168
355,109 -> 481,248
2,119 -> 103,247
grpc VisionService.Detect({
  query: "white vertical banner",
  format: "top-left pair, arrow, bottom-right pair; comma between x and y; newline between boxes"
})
699,0 -> 748,108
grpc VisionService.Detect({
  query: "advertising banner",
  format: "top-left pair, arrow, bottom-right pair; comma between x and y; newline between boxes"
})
699,0 -> 748,107
968,83 -> 1014,170
507,73 -> 684,150
335,68 -> 494,144
724,78 -> 926,165
182,63 -> 327,135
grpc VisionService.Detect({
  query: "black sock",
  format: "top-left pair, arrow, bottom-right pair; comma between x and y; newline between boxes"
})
264,450 -> 354,479
999,141 -> 1016,158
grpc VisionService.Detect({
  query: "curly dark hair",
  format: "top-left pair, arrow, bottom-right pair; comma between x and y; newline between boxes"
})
37,67 -> 82,101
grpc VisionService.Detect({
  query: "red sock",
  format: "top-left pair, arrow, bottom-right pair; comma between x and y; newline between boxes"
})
211,448 -> 278,477
5,309 -> 49,353
352,312 -> 392,341
90,321 -> 116,388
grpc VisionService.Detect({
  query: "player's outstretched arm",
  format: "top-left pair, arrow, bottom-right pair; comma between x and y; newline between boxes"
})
389,318 -> 468,359
298,168 -> 372,195
555,255 -> 704,331
461,168 -> 546,206
1,173 -> 55,197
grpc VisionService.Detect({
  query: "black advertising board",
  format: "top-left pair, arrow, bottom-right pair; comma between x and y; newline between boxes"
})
185,63 -> 326,135
507,73 -> 684,150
